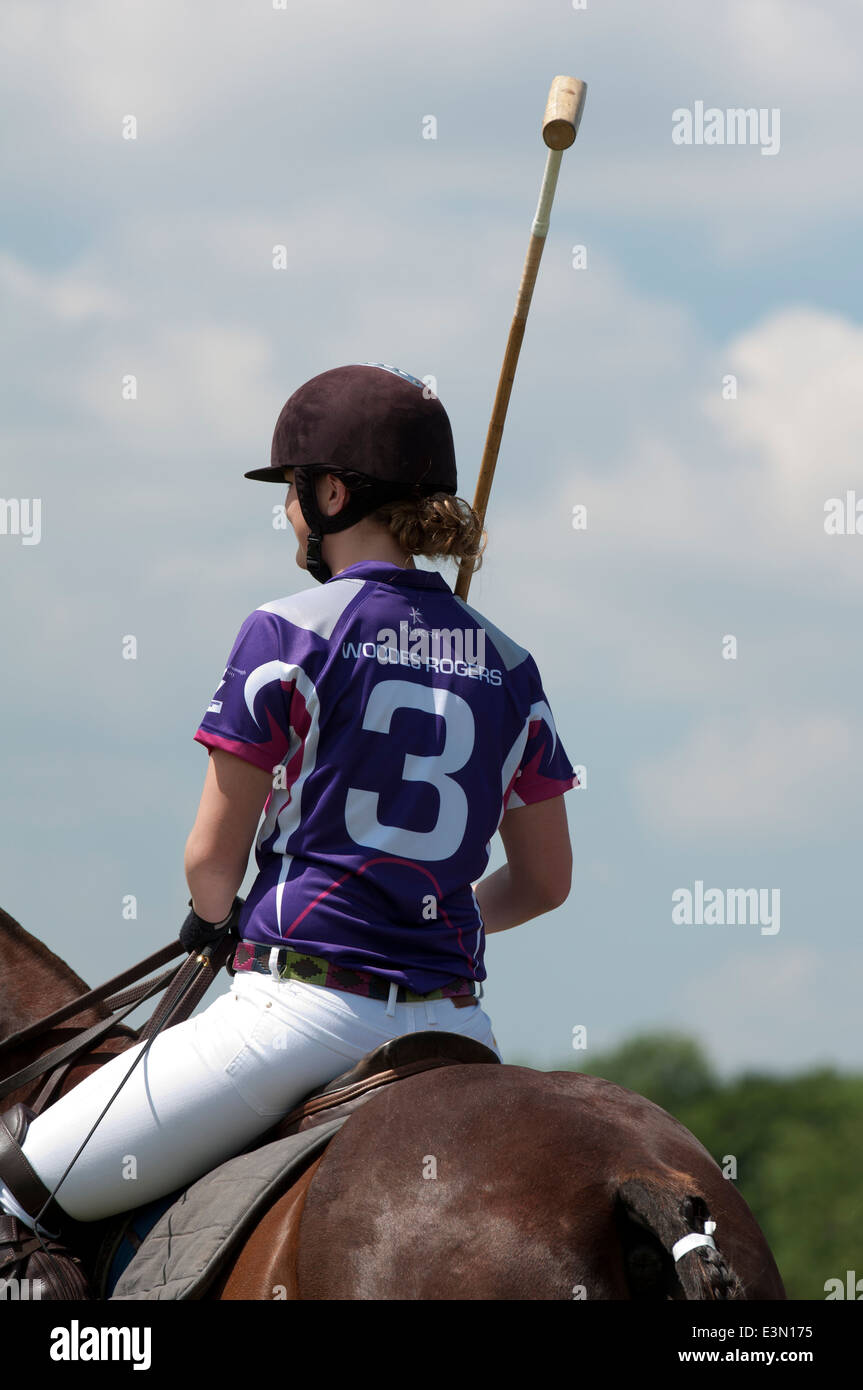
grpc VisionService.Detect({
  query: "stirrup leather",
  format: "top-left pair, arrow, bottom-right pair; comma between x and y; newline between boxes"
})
0,1103 -> 67,1233
0,1103 -> 92,1300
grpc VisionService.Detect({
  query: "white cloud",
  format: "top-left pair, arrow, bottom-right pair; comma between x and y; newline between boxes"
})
0,251 -> 127,321
724,0 -> 859,92
478,301 -> 863,710
72,321 -> 276,448
675,944 -> 861,1076
706,308 -> 863,519
1,0 -> 861,260
630,713 -> 857,842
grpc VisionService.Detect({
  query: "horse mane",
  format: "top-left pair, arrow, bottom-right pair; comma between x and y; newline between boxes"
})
0,905 -> 107,1015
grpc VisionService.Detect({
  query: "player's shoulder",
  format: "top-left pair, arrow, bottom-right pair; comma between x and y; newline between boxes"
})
254,575 -> 367,641
448,593 -> 536,676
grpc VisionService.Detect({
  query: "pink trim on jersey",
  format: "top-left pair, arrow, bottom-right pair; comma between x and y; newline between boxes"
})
513,735 -> 580,803
193,730 -> 276,774
521,771 -> 580,803
281,854 -> 476,972
502,714 -> 580,809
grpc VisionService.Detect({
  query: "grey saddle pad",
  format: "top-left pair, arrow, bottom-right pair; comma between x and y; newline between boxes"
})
109,1114 -> 346,1301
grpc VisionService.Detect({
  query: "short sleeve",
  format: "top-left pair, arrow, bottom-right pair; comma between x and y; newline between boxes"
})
506,658 -> 579,809
193,610 -> 293,774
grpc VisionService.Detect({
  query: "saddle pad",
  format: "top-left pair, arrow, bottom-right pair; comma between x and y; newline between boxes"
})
109,1114 -> 346,1300
98,1190 -> 186,1297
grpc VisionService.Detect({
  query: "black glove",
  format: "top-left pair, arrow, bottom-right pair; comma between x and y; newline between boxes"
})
179,896 -> 245,955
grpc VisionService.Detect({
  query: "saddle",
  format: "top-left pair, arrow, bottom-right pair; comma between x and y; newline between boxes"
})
274,1027 -> 499,1136
1,1029 -> 500,1300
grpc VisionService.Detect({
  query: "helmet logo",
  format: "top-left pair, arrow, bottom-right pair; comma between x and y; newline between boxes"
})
353,362 -> 426,391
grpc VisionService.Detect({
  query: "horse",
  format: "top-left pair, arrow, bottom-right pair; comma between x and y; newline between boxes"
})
0,907 -> 786,1299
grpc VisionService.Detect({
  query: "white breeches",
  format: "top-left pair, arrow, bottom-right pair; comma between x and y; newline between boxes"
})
10,956 -> 500,1223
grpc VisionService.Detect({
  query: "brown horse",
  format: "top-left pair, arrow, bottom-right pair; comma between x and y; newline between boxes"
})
0,907 -> 786,1300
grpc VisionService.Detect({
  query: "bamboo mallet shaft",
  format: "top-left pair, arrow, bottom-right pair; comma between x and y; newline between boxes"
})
455,75 -> 587,601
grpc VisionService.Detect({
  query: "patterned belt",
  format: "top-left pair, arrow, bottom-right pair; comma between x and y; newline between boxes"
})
231,941 -> 478,1004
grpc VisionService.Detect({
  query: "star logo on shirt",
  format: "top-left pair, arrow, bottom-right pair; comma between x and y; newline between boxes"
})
409,606 -> 425,626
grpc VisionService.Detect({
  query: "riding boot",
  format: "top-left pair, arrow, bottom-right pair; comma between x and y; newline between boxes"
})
0,1104 -> 93,1299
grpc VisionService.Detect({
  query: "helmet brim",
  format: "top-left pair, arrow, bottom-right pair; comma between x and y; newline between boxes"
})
244,466 -> 290,483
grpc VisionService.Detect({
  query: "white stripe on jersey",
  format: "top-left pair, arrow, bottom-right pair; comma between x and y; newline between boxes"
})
249,663 -> 323,936
498,725 -> 531,828
258,578 -> 364,639
451,595 -> 530,672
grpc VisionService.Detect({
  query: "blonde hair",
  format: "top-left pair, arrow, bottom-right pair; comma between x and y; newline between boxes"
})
369,491 -> 487,574
289,467 -> 488,575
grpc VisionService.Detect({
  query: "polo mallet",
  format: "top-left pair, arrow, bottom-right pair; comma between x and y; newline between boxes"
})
454,75 -> 587,601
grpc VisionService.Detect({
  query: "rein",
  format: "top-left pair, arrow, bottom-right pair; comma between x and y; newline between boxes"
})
0,936 -> 235,1110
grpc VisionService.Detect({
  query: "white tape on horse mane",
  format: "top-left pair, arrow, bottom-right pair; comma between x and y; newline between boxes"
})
672,1219 -> 717,1262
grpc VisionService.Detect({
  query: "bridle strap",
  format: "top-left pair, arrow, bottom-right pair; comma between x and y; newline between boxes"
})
0,935 -> 235,1106
0,941 -> 184,1057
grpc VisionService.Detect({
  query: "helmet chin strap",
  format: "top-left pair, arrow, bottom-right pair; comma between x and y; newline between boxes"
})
304,528 -> 332,584
293,467 -> 334,584
294,466 -> 410,585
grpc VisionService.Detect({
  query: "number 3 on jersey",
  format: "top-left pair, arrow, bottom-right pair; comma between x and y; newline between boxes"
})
344,679 -> 474,861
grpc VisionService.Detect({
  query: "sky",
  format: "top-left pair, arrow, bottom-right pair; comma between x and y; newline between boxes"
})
1,0 -> 861,1081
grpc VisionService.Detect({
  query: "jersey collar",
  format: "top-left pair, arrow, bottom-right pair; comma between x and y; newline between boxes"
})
327,560 -> 453,592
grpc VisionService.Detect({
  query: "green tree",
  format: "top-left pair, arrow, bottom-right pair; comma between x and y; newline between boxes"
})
574,1029 -> 719,1115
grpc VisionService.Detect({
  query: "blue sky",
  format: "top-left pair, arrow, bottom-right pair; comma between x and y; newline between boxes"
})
1,0 -> 861,1079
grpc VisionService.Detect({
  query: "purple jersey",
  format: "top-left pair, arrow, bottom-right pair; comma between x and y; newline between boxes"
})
194,560 -> 578,992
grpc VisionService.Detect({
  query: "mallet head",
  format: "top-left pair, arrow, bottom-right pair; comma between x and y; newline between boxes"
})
542,75 -> 587,150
